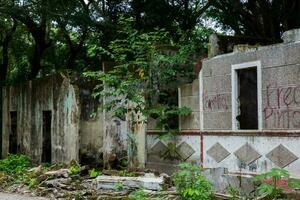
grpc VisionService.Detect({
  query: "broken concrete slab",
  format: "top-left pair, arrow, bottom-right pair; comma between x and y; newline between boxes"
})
44,169 -> 70,178
93,173 -> 165,191
203,167 -> 255,196
43,178 -> 72,190
203,168 -> 229,193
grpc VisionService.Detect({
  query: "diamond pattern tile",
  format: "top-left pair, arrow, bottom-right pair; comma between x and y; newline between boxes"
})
234,143 -> 261,165
207,142 -> 231,163
149,141 -> 168,156
177,142 -> 195,161
266,144 -> 298,168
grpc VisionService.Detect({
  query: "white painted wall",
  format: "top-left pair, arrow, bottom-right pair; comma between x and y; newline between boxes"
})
204,135 -> 300,178
147,135 -> 201,165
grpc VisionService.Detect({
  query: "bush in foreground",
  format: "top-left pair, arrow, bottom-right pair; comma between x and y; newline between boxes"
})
173,162 -> 213,200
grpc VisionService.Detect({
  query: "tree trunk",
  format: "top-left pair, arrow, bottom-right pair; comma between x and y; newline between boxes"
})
30,34 -> 51,79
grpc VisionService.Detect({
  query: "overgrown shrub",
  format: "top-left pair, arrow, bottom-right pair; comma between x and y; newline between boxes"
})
173,162 -> 213,200
0,154 -> 31,174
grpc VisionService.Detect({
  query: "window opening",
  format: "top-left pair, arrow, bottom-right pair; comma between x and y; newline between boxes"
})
236,68 -> 258,129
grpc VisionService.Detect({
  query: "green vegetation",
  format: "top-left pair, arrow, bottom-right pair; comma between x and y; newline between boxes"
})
89,168 -> 101,178
2,155 -> 300,200
84,17 -> 195,168
69,164 -> 81,175
173,162 -> 213,200
253,168 -> 289,199
114,181 -> 124,191
288,178 -> 300,190
0,155 -> 41,189
0,154 -> 31,174
74,192 -> 83,200
129,188 -> 147,200
26,177 -> 39,189
118,170 -> 136,177
0,2 -> 300,197
227,186 -> 240,200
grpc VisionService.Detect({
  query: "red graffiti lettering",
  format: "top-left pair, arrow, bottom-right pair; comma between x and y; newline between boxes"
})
264,83 -> 300,129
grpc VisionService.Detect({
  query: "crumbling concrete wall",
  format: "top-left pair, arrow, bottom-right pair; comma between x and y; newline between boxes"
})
2,74 -> 80,163
78,85 -> 104,164
79,115 -> 104,163
103,113 -> 128,168
146,79 -> 201,171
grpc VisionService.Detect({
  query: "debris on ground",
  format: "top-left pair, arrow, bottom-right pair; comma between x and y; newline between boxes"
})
0,162 -> 176,200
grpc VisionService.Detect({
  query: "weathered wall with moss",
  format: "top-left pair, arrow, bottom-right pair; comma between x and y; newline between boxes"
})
78,85 -> 104,164
2,74 -> 80,163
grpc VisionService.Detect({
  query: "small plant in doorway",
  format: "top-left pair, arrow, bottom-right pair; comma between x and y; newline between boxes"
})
172,162 -> 213,200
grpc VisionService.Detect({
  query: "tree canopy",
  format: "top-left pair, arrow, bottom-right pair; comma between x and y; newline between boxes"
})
0,0 -> 299,84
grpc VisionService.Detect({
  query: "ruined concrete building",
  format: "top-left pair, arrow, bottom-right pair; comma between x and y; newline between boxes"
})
2,74 -> 127,164
147,29 -> 300,178
2,28 -> 300,180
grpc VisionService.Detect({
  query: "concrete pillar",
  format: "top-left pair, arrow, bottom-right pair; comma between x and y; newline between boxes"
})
127,108 -> 146,169
135,113 -> 146,168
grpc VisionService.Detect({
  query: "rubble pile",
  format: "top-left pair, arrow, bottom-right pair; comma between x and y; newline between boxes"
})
0,164 -> 178,200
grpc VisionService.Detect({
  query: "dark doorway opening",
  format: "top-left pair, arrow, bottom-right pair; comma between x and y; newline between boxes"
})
237,68 -> 258,129
9,111 -> 18,154
42,111 -> 52,163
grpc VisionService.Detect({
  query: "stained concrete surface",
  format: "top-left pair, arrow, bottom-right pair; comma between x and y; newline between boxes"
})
0,193 -> 48,200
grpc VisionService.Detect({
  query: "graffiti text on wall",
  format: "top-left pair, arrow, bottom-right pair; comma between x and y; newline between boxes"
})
204,93 -> 228,111
264,83 -> 300,128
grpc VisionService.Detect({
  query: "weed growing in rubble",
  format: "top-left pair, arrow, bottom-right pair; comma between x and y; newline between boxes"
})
89,168 -> 101,178
69,161 -> 81,175
227,186 -> 240,200
26,177 -> 39,189
118,169 -> 136,177
0,154 -> 31,174
253,168 -> 289,199
114,181 -> 124,191
129,188 -> 146,200
173,162 -> 213,200
74,192 -> 83,200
